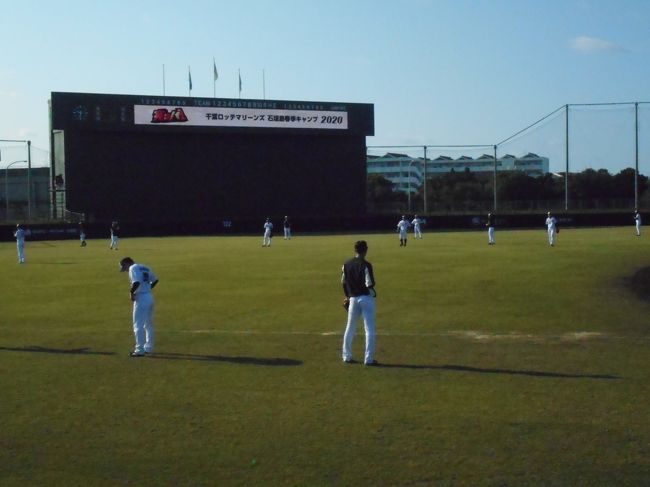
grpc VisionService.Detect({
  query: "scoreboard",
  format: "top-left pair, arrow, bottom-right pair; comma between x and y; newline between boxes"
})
50,92 -> 374,222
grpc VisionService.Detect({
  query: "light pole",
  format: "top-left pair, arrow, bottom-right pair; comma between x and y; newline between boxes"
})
5,160 -> 27,220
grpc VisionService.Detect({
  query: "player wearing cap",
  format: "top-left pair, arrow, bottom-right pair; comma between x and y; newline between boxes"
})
14,224 -> 26,264
634,209 -> 642,236
341,240 -> 378,366
283,216 -> 292,240
120,257 -> 159,357
110,221 -> 120,250
397,215 -> 410,247
411,215 -> 423,239
486,212 -> 495,245
262,218 -> 273,247
545,212 -> 557,246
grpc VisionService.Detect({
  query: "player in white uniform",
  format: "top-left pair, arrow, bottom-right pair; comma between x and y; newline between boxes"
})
545,212 -> 557,246
634,210 -> 642,236
14,224 -> 26,264
397,215 -> 410,246
120,257 -> 159,357
411,215 -> 423,239
486,212 -> 495,245
79,222 -> 87,247
263,218 -> 273,247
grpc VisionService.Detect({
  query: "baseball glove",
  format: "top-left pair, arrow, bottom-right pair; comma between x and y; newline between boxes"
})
342,297 -> 350,311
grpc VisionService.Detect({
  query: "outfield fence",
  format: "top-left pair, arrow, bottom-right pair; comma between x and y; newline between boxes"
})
368,102 -> 650,215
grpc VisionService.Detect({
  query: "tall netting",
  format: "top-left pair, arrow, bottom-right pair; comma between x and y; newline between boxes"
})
495,106 -> 566,212
639,104 -> 650,209
0,142 -> 51,221
568,104 -> 638,210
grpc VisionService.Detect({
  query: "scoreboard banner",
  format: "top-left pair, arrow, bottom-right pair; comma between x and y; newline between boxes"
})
134,105 -> 348,130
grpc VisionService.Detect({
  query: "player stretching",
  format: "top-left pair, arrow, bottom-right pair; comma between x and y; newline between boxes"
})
397,215 -> 410,247
263,218 -> 273,247
120,257 -> 159,357
411,215 -> 423,239
634,209 -> 642,236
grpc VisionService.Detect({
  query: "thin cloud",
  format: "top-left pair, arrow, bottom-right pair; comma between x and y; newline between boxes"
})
0,90 -> 17,97
570,36 -> 626,53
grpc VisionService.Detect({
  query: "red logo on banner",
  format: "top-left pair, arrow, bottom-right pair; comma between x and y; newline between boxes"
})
150,108 -> 189,123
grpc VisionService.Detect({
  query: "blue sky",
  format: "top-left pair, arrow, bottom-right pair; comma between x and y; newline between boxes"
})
1,0 -> 649,172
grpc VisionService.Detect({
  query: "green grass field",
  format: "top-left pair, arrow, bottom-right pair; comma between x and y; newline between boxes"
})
2,227 -> 650,486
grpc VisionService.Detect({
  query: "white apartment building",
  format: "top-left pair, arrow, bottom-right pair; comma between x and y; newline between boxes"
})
367,152 -> 549,193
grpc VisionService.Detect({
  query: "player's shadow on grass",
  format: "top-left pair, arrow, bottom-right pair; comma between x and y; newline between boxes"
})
0,345 -> 115,356
377,363 -> 619,380
147,352 -> 302,366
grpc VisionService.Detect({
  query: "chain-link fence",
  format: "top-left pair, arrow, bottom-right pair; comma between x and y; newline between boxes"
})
369,102 -> 650,215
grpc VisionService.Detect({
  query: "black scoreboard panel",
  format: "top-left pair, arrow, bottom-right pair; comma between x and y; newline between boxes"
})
51,92 -> 373,221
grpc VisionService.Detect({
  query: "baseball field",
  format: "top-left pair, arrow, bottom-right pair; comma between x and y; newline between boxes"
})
2,227 -> 650,486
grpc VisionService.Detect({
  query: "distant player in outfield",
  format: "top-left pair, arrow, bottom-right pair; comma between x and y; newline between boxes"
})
546,212 -> 557,246
634,209 -> 642,236
341,240 -> 378,366
110,221 -> 120,250
120,257 -> 159,357
486,212 -> 495,245
411,215 -> 423,239
283,215 -> 292,240
263,218 -> 273,247
397,215 -> 410,246
14,224 -> 26,264
79,222 -> 87,247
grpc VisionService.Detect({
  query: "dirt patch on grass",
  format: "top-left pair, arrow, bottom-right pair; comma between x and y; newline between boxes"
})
446,330 -> 608,343
629,266 -> 650,301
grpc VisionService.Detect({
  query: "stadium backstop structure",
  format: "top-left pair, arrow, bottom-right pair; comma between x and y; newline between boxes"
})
50,92 -> 374,224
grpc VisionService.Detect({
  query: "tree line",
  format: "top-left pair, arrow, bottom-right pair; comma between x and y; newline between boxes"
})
367,167 -> 648,213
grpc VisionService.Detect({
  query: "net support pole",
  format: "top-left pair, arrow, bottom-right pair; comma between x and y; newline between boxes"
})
27,140 -> 32,221
493,145 -> 498,211
635,102 -> 639,209
423,145 -> 428,215
565,104 -> 569,211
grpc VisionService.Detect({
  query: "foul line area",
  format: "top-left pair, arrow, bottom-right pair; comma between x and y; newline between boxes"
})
170,329 -> 646,342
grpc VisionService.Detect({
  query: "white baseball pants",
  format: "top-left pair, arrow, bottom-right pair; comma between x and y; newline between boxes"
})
488,227 -> 495,244
342,295 -> 376,364
263,231 -> 272,246
17,241 -> 25,263
414,226 -> 422,239
548,228 -> 556,246
133,292 -> 155,354
111,235 -> 119,249
636,222 -> 641,236
284,227 -> 291,239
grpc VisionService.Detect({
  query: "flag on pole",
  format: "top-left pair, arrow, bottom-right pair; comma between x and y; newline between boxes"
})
188,66 -> 193,92
213,58 -> 218,81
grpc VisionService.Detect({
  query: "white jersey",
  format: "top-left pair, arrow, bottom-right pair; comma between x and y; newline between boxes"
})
546,217 -> 556,230
397,220 -> 410,233
14,228 -> 25,243
635,213 -> 642,224
411,218 -> 422,228
128,263 -> 158,295
264,222 -> 273,235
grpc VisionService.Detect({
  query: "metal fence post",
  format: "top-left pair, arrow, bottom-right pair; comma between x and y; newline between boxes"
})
635,102 -> 639,209
423,145 -> 428,215
493,145 -> 498,211
27,140 -> 32,221
565,104 -> 569,211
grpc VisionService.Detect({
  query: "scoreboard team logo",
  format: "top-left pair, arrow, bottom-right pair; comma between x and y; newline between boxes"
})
150,107 -> 188,123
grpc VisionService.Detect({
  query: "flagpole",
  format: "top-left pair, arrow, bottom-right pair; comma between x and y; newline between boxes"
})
188,65 -> 191,97
238,69 -> 241,99
263,69 -> 266,100
213,57 -> 216,98
162,64 -> 166,96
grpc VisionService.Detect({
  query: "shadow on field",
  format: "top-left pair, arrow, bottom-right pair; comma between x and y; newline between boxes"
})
0,345 -> 115,356
146,352 -> 302,366
377,363 -> 619,380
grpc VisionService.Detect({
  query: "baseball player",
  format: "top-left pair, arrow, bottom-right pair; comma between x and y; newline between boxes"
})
79,222 -> 87,247
486,212 -> 495,245
14,224 -> 26,264
545,212 -> 557,246
283,215 -> 292,240
110,221 -> 120,250
411,215 -> 423,239
120,257 -> 159,357
341,240 -> 378,366
397,215 -> 410,246
262,218 -> 273,247
634,210 -> 642,236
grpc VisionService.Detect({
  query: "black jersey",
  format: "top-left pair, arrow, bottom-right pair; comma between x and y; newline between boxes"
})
487,214 -> 495,228
342,256 -> 376,298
